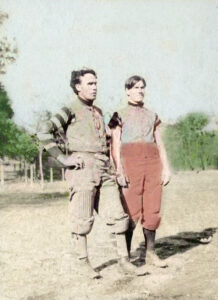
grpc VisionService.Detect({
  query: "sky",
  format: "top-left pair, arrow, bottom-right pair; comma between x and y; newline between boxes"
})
0,0 -> 218,131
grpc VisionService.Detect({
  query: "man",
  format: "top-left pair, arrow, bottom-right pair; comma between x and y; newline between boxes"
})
109,75 -> 171,268
37,69 -> 143,278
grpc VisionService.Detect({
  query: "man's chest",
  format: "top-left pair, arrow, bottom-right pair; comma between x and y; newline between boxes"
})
67,107 -> 106,137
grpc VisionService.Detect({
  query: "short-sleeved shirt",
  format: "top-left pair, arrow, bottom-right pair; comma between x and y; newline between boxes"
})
109,103 -> 161,145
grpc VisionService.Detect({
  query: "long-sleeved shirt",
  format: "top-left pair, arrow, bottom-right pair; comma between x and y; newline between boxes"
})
37,98 -> 108,158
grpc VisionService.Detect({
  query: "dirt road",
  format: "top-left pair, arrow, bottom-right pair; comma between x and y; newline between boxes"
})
0,171 -> 218,300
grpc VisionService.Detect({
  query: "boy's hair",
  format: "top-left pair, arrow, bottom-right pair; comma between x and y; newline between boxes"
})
70,68 -> 97,94
125,75 -> 146,90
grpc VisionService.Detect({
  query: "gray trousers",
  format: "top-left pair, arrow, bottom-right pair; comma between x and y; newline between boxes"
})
65,152 -> 129,236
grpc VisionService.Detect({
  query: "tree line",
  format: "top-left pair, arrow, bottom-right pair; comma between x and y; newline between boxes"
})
0,88 -> 217,185
0,87 -> 39,163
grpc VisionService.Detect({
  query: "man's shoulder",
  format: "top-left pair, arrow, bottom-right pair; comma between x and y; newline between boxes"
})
62,101 -> 80,116
93,105 -> 103,116
60,105 -> 74,115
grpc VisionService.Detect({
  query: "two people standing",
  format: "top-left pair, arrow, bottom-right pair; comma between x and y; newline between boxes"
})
37,69 -> 170,278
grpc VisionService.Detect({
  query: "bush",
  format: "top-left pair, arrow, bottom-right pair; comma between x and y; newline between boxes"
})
164,112 -> 218,170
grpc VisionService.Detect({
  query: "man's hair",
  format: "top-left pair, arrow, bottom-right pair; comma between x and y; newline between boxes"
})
125,75 -> 146,90
70,68 -> 97,94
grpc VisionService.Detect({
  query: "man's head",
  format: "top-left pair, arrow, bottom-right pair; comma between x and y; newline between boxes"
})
70,68 -> 97,101
125,75 -> 146,104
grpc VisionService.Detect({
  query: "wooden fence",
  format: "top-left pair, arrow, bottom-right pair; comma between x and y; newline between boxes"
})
0,158 -> 65,188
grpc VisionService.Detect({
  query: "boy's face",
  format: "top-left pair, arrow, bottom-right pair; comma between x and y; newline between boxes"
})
76,73 -> 97,101
126,80 -> 145,104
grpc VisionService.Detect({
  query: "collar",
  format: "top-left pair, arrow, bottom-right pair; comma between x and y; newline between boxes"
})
78,96 -> 94,107
128,101 -> 144,108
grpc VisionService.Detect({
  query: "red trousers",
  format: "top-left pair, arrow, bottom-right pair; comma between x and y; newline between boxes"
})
121,143 -> 163,230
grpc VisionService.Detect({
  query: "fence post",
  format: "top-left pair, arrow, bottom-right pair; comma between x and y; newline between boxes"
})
0,164 -> 4,185
62,168 -> 65,182
33,163 -> 36,182
50,168 -> 53,183
39,148 -> 44,189
30,164 -> 34,186
24,162 -> 28,183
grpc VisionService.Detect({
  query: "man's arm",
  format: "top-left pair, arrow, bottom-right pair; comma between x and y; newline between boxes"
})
37,106 -> 71,159
154,126 -> 171,186
37,107 -> 83,168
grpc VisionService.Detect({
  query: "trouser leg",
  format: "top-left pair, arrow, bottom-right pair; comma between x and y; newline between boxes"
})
141,160 -> 162,230
121,152 -> 144,256
98,180 -> 148,276
68,190 -> 101,278
68,189 -> 96,236
65,157 -> 102,278
66,159 -> 98,236
98,181 -> 129,256
68,187 -> 96,276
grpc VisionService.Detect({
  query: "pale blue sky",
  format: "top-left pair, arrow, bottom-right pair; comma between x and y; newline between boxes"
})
1,0 -> 218,130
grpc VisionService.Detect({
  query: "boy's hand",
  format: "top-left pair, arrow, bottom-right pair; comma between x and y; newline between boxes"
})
57,154 -> 84,169
162,168 -> 171,186
116,172 -> 129,187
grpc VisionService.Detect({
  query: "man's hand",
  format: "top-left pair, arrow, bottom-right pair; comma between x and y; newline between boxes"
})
116,172 -> 129,188
161,168 -> 171,186
57,154 -> 84,169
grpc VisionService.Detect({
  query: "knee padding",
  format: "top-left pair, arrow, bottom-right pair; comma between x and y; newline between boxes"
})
106,213 -> 129,234
70,216 -> 94,235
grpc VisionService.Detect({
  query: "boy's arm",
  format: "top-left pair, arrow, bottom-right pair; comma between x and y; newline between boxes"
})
154,126 -> 171,186
111,125 -> 122,172
110,124 -> 129,187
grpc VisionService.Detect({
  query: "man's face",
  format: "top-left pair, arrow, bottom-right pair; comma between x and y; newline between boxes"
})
126,80 -> 145,104
76,73 -> 97,101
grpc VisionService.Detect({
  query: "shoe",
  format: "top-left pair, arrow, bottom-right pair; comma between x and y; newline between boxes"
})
119,257 -> 148,276
76,258 -> 101,279
146,251 -> 168,268
136,264 -> 153,276
128,252 -> 138,261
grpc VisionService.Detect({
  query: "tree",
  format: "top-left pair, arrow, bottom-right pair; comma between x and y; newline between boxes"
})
164,112 -> 218,170
0,11 -> 17,74
0,88 -> 38,162
0,87 -> 13,117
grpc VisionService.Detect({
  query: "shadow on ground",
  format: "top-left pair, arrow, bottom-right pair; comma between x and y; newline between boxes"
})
96,228 -> 217,271
95,259 -> 118,272
134,227 -> 217,264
